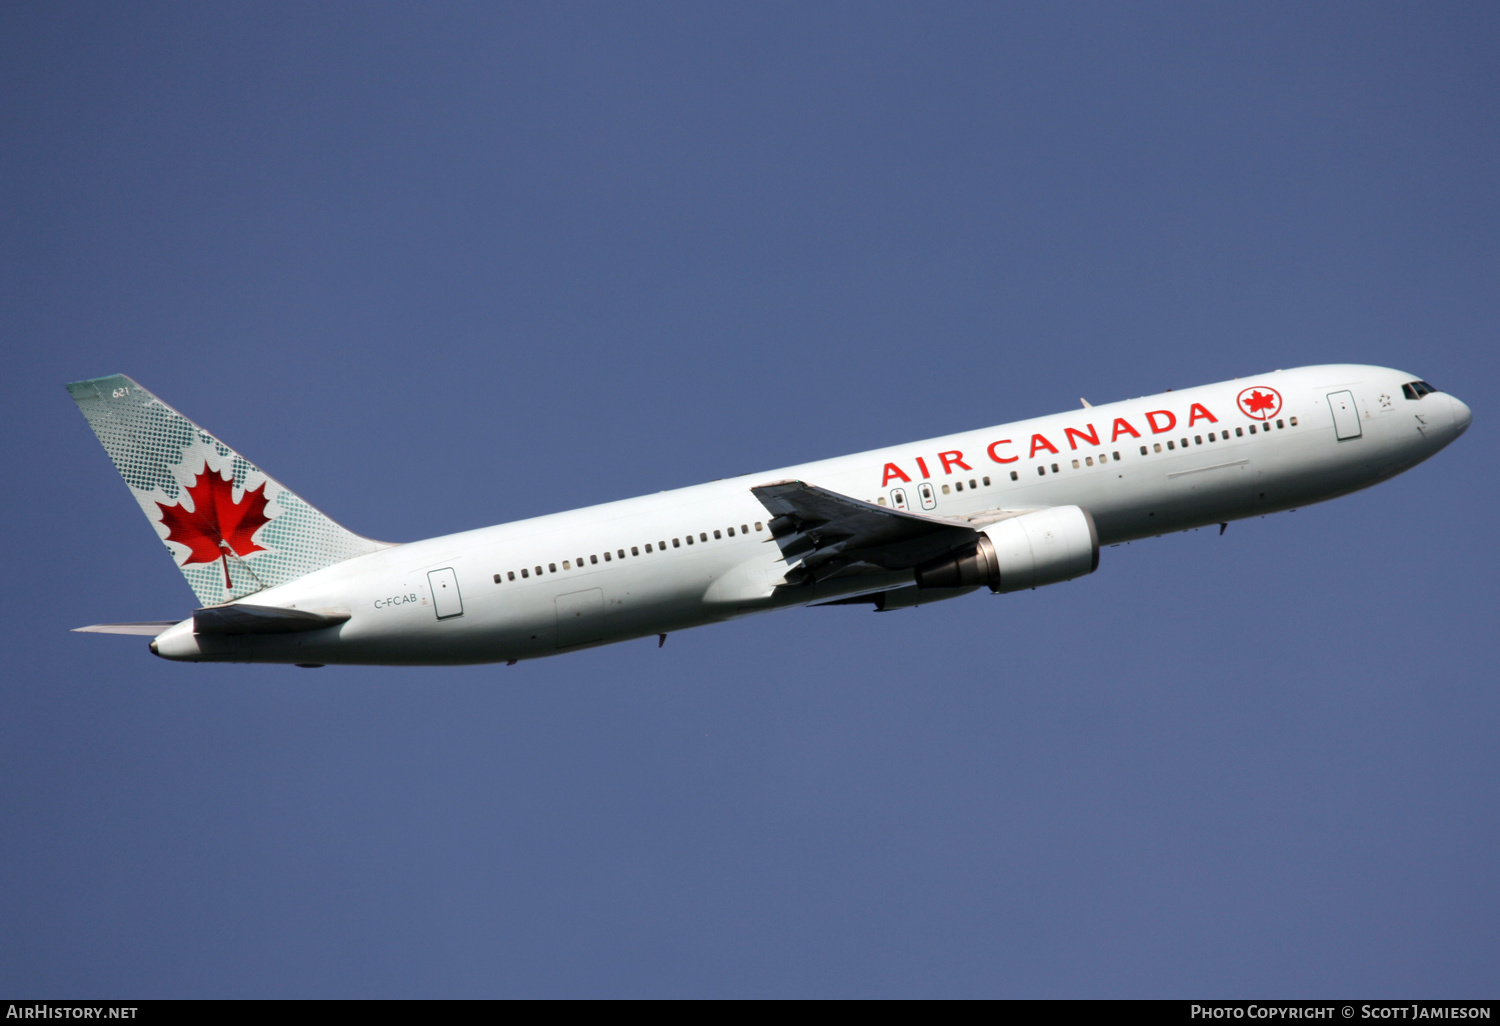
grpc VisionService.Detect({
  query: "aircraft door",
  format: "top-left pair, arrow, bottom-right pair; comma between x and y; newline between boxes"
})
917,482 -> 937,510
427,567 -> 464,620
889,487 -> 909,511
555,588 -> 605,648
1327,390 -> 1363,440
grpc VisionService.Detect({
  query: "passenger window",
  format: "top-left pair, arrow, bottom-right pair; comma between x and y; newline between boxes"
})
742,525 -> 750,534
878,497 -> 887,506
954,481 -> 963,492
1153,443 -> 1162,452
672,538 -> 680,548
548,563 -> 557,573
1208,432 -> 1215,441
1085,456 -> 1093,466
700,533 -> 708,542
590,555 -> 598,564
1071,459 -> 1080,469
1276,419 -> 1284,429
535,566 -> 543,576
1235,427 -> 1243,437
1112,451 -> 1120,460
631,546 -> 639,556
727,526 -> 736,536
1140,445 -> 1148,455
1037,466 -> 1046,476
521,568 -> 529,578
755,522 -> 763,531
941,484 -> 950,494
1051,463 -> 1059,473
644,544 -> 652,554
618,549 -> 626,558
686,535 -> 694,545
713,530 -> 722,539
508,571 -> 516,581
1167,440 -> 1175,450
1289,417 -> 1297,426
982,477 -> 990,486
1180,438 -> 1188,448
493,573 -> 501,584
1194,435 -> 1202,445
1249,424 -> 1256,434
1010,471 -> 1018,481
563,560 -> 571,570
603,552 -> 611,562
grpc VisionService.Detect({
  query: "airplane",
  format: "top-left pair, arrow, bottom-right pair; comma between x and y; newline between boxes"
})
69,366 -> 1470,667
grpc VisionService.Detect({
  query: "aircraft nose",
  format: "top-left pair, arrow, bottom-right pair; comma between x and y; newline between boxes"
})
1450,394 -> 1472,436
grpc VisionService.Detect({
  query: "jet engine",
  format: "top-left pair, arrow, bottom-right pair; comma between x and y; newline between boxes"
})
914,505 -> 1099,594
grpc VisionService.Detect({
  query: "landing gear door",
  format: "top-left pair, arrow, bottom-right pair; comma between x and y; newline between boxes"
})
427,567 -> 464,620
1327,390 -> 1362,441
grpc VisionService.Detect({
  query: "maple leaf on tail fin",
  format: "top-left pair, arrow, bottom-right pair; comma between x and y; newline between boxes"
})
68,373 -> 391,606
155,465 -> 271,587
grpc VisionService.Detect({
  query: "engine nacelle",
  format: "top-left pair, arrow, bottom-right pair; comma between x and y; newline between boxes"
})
914,506 -> 1099,594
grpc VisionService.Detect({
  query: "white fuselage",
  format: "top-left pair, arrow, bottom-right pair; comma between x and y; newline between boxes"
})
151,364 -> 1470,666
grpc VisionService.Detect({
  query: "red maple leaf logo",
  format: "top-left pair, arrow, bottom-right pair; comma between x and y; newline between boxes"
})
1236,386 -> 1282,420
1244,390 -> 1276,414
155,465 -> 271,585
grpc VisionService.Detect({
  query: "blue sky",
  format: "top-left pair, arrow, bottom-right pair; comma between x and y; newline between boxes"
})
1,2 -> 1496,997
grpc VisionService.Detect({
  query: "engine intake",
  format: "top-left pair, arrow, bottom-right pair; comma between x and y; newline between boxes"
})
914,506 -> 1099,593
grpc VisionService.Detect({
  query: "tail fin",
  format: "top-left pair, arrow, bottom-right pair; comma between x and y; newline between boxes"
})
68,374 -> 391,606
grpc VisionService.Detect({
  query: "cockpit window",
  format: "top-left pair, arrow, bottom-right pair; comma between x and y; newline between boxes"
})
1402,380 -> 1439,400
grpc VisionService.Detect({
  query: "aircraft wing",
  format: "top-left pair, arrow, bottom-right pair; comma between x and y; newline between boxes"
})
751,479 -> 983,584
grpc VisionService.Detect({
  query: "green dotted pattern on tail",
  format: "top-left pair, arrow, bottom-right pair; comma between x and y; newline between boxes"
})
68,374 -> 390,606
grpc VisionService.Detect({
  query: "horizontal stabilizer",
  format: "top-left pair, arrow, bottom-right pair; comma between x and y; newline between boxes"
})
194,604 -> 351,635
73,621 -> 182,636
